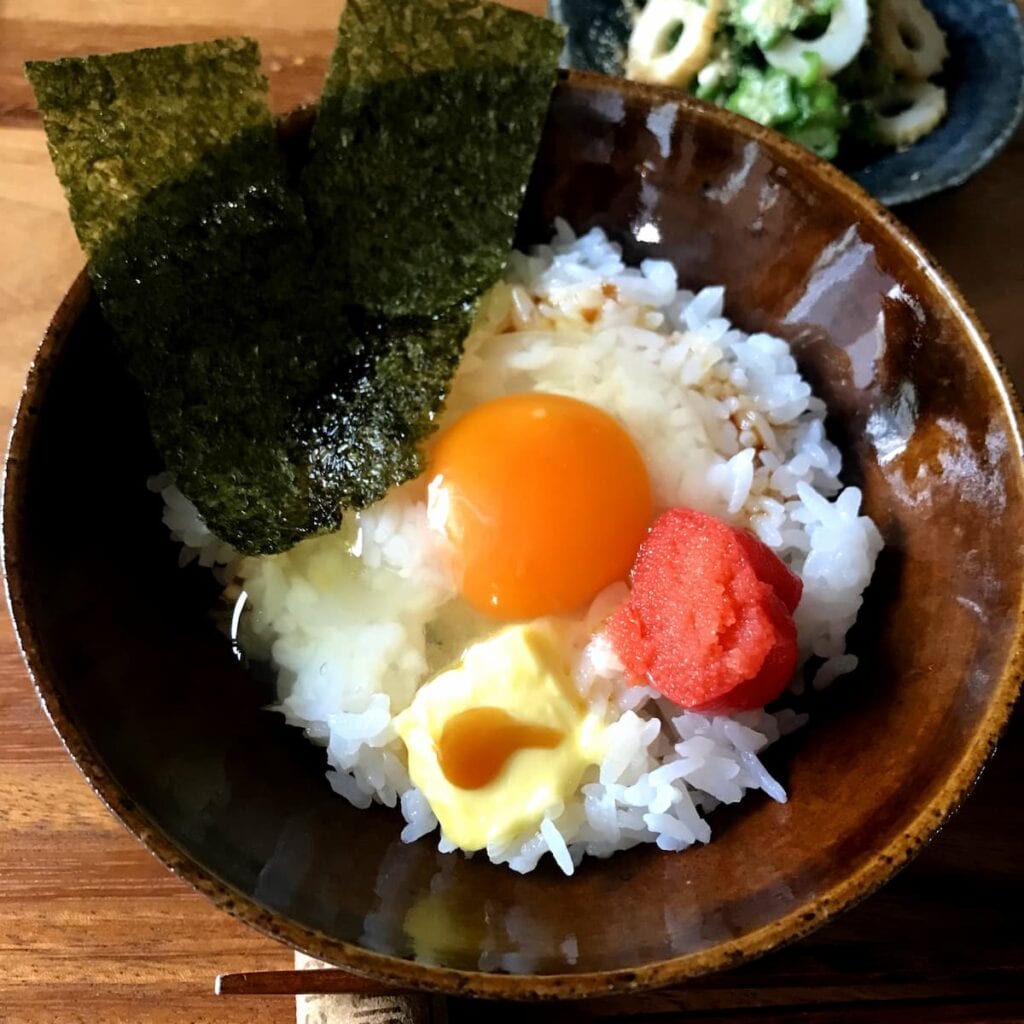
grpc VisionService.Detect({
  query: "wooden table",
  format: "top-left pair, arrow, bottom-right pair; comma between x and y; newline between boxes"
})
0,2 -> 1021,1022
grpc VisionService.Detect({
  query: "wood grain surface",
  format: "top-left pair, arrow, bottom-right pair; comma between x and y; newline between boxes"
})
0,2 -> 1021,1022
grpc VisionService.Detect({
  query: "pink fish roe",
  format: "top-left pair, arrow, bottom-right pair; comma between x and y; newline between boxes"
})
608,508 -> 803,713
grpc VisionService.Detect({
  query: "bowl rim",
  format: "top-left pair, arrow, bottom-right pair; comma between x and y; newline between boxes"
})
4,69 -> 1023,1000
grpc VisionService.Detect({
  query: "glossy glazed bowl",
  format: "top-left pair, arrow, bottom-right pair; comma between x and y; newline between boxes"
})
4,72 -> 1024,998
550,0 -> 1024,206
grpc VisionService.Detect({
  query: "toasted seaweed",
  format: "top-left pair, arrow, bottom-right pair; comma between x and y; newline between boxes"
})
305,0 -> 564,316
27,2 -> 563,554
303,302 -> 476,517
28,40 -> 331,552
26,40 -> 272,258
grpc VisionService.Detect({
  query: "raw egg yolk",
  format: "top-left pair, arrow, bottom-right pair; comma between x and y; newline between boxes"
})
427,393 -> 653,618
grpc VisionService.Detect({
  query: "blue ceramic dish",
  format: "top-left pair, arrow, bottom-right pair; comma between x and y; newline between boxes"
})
549,0 -> 1024,206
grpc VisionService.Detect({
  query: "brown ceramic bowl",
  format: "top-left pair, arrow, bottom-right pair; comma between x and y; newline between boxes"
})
4,71 -> 1024,999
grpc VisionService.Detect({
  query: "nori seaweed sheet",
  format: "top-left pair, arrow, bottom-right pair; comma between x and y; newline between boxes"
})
26,2 -> 563,554
26,39 -> 272,258
303,302 -> 476,518
28,40 -> 335,553
305,0 -> 564,317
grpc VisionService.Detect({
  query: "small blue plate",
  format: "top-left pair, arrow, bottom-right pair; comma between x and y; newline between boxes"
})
549,0 -> 1024,206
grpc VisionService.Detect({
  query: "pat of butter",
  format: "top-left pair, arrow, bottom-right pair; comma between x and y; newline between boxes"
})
394,622 -> 606,852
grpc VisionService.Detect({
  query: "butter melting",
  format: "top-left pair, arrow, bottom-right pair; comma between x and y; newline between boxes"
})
394,621 -> 607,851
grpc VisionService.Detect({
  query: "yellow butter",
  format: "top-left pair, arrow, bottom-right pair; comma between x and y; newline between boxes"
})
395,622 -> 606,852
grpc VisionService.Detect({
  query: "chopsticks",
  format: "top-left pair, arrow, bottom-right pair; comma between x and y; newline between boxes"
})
215,968 -> 402,996
217,961 -> 449,1024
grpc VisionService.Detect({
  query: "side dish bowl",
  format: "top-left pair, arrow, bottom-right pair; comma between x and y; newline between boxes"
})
4,71 -> 1023,998
550,0 -> 1024,206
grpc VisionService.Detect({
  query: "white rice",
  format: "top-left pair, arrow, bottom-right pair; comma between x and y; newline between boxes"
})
152,222 -> 882,875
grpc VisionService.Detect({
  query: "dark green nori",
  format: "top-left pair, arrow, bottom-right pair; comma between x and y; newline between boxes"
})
25,39 -> 272,258
27,2 -> 563,554
303,302 -> 476,516
304,0 -> 565,317
27,40 -> 337,553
